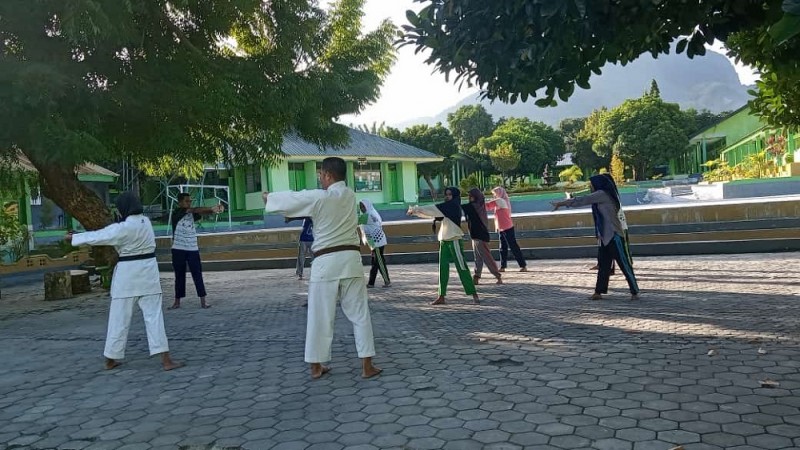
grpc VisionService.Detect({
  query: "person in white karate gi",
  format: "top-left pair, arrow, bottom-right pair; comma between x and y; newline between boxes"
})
66,192 -> 183,371
263,157 -> 381,380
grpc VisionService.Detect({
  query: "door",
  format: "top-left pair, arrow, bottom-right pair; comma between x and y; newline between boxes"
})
386,164 -> 401,202
289,163 -> 306,191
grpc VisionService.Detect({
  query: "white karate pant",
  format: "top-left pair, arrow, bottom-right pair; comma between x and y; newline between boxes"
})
104,294 -> 170,360
305,277 -> 375,363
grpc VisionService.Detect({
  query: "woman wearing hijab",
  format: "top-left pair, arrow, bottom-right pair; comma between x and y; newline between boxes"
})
408,187 -> 479,305
551,175 -> 640,300
358,199 -> 391,288
462,188 -> 502,285
485,187 -> 528,272
65,192 -> 183,371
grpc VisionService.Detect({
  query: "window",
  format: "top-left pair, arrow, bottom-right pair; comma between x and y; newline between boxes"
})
244,165 -> 262,193
354,163 -> 382,192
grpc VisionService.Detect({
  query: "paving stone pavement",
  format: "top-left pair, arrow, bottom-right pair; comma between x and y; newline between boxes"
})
2,252 -> 800,450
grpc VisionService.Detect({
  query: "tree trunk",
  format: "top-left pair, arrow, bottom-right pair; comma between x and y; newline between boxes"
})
26,153 -> 118,266
423,175 -> 437,201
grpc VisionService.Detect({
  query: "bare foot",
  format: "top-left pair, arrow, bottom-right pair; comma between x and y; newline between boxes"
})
310,364 -> 331,379
472,293 -> 480,304
362,357 -> 382,379
496,275 -> 503,284
630,293 -> 640,301
499,268 -> 505,273
472,275 -> 480,285
163,361 -> 185,371
160,352 -> 184,371
519,267 -> 528,272
362,365 -> 382,378
167,303 -> 180,310
589,293 -> 603,301
589,264 -> 599,271
200,303 -> 211,309
431,296 -> 446,305
104,358 -> 121,370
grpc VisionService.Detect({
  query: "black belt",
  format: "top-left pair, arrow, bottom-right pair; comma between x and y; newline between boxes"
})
313,245 -> 360,258
118,252 -> 156,262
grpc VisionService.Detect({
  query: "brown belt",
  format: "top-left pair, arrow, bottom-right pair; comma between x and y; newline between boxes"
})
313,245 -> 360,258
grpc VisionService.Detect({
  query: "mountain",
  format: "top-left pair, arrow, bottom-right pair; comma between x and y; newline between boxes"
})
396,50 -> 753,129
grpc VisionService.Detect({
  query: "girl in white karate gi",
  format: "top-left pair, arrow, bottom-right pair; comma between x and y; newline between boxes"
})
66,192 -> 182,371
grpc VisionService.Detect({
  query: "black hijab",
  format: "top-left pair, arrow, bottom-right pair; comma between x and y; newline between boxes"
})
589,174 -> 620,237
115,191 -> 143,221
437,187 -> 463,225
432,187 -> 463,233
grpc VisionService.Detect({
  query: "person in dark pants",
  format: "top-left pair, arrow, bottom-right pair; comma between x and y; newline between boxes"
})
286,217 -> 314,280
485,187 -> 528,272
551,175 -> 640,301
168,193 -> 223,309
358,199 -> 390,288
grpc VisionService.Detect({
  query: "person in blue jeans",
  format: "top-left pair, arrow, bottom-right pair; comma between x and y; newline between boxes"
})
168,193 -> 223,309
286,217 -> 314,280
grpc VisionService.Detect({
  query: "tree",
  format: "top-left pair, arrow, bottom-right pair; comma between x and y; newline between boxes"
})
489,143 -> 521,186
602,95 -> 691,180
573,110 -> 612,173
610,153 -> 626,186
683,108 -> 733,137
478,118 -> 564,181
0,0 -> 395,260
382,123 -> 456,199
648,79 -> 661,98
401,1 -> 799,127
558,165 -> 583,183
446,105 -> 495,153
355,121 -> 387,135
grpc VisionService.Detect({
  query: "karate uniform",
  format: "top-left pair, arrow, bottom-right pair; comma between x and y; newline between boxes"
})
266,181 -> 375,363
72,215 -> 169,360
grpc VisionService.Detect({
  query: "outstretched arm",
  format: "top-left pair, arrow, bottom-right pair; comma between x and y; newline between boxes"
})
68,223 -> 127,247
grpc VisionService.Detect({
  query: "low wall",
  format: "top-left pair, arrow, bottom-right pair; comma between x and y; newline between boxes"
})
0,249 -> 92,275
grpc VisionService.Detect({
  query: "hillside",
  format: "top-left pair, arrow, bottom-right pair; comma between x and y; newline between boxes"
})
397,49 -> 753,128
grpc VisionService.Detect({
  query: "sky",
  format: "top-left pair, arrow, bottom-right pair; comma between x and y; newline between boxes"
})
339,0 -> 760,128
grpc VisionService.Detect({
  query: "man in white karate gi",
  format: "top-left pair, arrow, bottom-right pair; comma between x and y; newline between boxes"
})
66,192 -> 182,371
263,157 -> 381,379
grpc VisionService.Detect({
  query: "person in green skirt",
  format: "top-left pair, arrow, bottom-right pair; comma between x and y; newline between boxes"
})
408,187 -> 479,305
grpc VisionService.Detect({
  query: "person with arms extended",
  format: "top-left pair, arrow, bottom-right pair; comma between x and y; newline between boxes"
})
168,193 -> 223,310
66,192 -> 183,371
485,187 -> 528,272
358,199 -> 391,288
551,175 -> 640,301
462,187 -> 502,285
407,187 -> 479,305
263,157 -> 381,380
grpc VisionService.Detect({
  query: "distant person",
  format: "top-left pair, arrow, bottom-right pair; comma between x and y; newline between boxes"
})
168,193 -> 223,309
286,217 -> 314,280
462,188 -> 502,285
551,175 -> 640,301
408,187 -> 479,305
358,199 -> 391,288
66,192 -> 183,371
485,187 -> 528,272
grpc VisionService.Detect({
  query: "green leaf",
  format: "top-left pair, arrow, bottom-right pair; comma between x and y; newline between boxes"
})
768,14 -> 800,45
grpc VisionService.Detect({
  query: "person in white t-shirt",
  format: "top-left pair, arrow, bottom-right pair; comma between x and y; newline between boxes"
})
168,193 -> 223,310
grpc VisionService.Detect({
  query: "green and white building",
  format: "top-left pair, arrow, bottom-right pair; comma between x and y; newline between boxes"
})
223,129 -> 443,213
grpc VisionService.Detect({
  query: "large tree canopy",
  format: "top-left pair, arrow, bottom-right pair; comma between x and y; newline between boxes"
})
446,104 -> 495,153
0,0 -> 395,234
401,0 -> 799,126
477,118 -> 564,179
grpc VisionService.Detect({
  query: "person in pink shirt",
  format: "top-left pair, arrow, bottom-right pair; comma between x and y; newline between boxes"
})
485,187 -> 528,272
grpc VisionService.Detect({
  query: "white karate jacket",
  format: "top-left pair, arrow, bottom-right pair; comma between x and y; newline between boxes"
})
72,215 -> 162,298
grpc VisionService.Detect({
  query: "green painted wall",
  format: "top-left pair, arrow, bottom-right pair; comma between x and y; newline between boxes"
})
401,161 -> 418,203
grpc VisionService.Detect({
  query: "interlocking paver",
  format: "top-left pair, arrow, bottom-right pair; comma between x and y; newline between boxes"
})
2,255 -> 800,449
